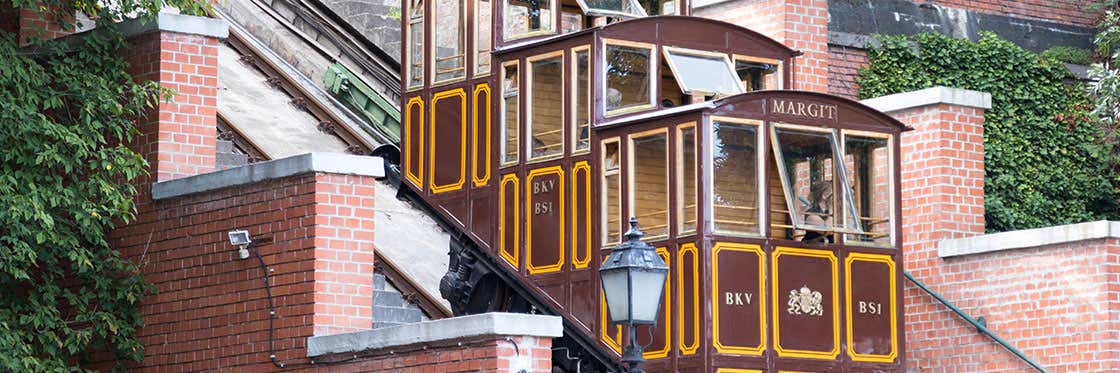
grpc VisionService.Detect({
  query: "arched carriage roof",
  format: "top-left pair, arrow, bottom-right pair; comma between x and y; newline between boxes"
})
598,90 -> 912,132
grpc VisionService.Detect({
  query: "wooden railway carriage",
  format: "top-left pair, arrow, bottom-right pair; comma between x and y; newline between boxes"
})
396,1 -> 907,371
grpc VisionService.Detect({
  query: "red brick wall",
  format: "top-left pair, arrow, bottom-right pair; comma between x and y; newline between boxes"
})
124,31 -> 218,183
17,5 -> 72,45
828,44 -> 866,100
695,0 -> 830,93
315,336 -> 553,372
108,172 -> 377,371
929,0 -> 1102,27
905,239 -> 1120,372
890,102 -> 1120,372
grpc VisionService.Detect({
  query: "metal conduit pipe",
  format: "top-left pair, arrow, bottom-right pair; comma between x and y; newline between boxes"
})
903,271 -> 1048,373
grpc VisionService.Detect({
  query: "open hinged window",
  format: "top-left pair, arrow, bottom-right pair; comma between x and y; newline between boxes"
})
662,47 -> 743,97
769,123 -> 862,242
842,131 -> 894,246
574,0 -> 646,18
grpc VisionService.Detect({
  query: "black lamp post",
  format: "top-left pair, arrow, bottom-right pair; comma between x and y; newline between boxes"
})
599,217 -> 670,373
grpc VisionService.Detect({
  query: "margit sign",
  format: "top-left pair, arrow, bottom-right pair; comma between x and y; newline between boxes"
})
771,98 -> 838,120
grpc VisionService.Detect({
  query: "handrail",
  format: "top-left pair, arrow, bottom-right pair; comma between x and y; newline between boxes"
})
904,271 -> 1048,373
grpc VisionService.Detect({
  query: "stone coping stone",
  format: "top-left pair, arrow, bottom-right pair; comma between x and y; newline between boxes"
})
306,313 -> 563,358
861,86 -> 992,113
939,220 -> 1120,258
152,152 -> 384,200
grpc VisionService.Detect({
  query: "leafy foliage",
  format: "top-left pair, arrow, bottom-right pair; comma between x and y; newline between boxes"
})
1040,46 -> 1093,66
0,1 -> 204,370
1089,10 -> 1120,176
859,32 -> 1120,232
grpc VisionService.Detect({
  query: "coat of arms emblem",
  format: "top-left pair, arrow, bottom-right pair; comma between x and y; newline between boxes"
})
787,286 -> 823,316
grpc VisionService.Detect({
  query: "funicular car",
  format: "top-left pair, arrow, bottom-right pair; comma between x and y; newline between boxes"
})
395,0 -> 907,371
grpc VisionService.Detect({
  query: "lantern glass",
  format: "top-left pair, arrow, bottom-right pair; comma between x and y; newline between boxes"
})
601,266 -> 631,323
628,267 -> 667,324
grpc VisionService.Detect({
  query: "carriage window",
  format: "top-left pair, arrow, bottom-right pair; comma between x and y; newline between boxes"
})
504,0 -> 555,41
630,130 -> 669,238
434,0 -> 466,83
844,134 -> 892,246
642,0 -> 677,15
575,0 -> 646,18
678,124 -> 697,234
501,62 -> 520,165
770,125 -> 862,242
407,0 -> 424,89
561,11 -> 584,33
604,42 -> 654,116
663,47 -> 742,96
572,47 -> 591,153
712,119 -> 761,235
475,0 -> 492,75
528,53 -> 564,160
735,57 -> 782,91
602,139 -> 622,244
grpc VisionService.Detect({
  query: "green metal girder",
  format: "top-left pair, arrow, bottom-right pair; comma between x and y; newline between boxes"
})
323,63 -> 401,144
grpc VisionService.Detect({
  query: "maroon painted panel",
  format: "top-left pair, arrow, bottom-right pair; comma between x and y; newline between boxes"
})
499,174 -> 519,269
773,248 -> 838,359
404,96 -> 424,188
473,84 -> 492,187
678,243 -> 700,356
431,90 -> 466,192
712,244 -> 765,356
527,168 -> 564,274
571,162 -> 592,270
470,194 -> 492,246
848,256 -> 896,360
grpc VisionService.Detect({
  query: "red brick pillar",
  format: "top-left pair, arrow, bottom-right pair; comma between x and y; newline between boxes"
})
17,4 -> 73,45
863,86 -> 991,370
694,0 -> 830,92
122,13 -> 226,182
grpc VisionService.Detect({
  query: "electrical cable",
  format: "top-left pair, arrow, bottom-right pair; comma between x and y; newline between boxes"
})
248,242 -> 286,369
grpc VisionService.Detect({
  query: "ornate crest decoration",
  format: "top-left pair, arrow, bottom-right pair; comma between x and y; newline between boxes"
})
787,286 -> 824,316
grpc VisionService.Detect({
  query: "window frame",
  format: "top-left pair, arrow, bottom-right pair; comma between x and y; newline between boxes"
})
405,0 -> 425,91
676,122 -> 698,236
601,38 -> 658,118
570,44 -> 592,155
502,0 -> 559,42
732,54 -> 783,91
708,116 -> 765,238
474,0 -> 494,77
526,50 -> 567,163
574,0 -> 647,19
768,122 -> 864,236
627,127 -> 671,241
840,129 -> 896,247
500,60 -> 521,167
661,46 -> 743,96
601,137 -> 622,245
430,0 -> 468,86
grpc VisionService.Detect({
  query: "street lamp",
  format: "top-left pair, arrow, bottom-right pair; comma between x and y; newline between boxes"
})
599,217 -> 670,373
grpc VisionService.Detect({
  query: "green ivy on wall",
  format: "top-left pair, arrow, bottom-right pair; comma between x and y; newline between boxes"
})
859,32 -> 1120,232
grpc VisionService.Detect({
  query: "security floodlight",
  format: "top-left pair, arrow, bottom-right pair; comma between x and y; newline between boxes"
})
228,230 -> 252,259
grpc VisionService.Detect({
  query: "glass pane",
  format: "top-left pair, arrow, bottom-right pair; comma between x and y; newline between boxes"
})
502,63 -> 519,164
561,11 -> 583,33
529,55 -> 564,159
631,132 -> 669,238
434,0 -> 465,82
408,0 -> 424,89
735,59 -> 780,91
576,0 -> 645,17
844,135 -> 892,246
574,49 -> 591,152
666,50 -> 742,96
476,0 -> 492,75
712,121 -> 759,234
679,125 -> 696,234
771,127 -> 862,242
504,0 -> 554,40
603,140 -> 621,244
605,44 -> 652,114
